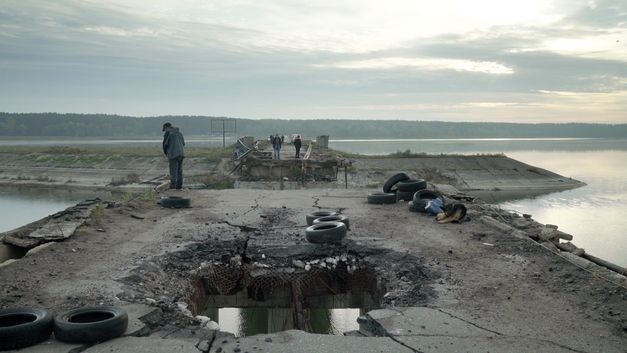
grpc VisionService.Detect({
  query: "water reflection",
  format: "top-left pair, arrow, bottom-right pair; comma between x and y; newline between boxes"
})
329,138 -> 627,155
216,307 -> 361,336
501,151 -> 627,267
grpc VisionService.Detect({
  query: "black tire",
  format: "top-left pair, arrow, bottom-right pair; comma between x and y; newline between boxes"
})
54,306 -> 128,344
367,192 -> 397,204
397,179 -> 427,192
396,191 -> 415,202
412,190 -> 444,213
0,307 -> 53,350
305,222 -> 347,244
412,199 -> 428,212
306,210 -> 338,226
382,173 -> 410,193
159,196 -> 191,208
313,215 -> 350,230
408,201 -> 421,213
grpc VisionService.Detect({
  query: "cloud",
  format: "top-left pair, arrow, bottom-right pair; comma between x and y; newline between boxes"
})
0,0 -> 625,122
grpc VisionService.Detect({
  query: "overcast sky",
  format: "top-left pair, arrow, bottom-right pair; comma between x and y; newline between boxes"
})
1,0 -> 626,122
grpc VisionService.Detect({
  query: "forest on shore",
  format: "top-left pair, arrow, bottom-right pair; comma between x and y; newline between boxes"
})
1,112 -> 626,139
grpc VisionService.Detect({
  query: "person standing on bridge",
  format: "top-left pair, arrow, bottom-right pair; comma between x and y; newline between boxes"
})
162,122 -> 185,190
293,135 -> 302,159
272,133 -> 282,160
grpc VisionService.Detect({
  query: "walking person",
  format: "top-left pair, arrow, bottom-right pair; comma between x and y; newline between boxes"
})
293,135 -> 302,159
162,122 -> 185,190
272,133 -> 282,160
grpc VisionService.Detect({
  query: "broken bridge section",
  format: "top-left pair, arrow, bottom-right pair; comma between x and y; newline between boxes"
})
233,137 -> 344,181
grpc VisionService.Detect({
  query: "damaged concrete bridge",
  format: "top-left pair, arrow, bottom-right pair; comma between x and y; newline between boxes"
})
1,187 -> 625,352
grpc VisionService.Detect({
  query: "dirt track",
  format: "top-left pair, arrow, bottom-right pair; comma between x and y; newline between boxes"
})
1,187 -> 625,352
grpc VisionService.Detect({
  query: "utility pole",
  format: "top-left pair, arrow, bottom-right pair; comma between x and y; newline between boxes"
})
211,118 -> 237,148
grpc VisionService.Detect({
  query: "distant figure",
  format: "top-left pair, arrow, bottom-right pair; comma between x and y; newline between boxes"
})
162,122 -> 185,190
281,135 -> 285,144
293,135 -> 302,159
272,133 -> 282,160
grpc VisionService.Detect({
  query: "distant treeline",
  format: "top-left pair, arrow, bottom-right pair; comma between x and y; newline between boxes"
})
1,113 -> 626,139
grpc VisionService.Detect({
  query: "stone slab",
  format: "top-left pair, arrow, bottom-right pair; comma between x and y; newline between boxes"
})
396,336 -> 576,353
209,330 -> 415,353
365,307 -> 495,338
83,336 -> 200,353
117,302 -> 162,336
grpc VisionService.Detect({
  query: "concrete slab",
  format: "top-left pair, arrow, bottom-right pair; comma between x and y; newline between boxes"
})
117,302 -> 163,336
364,307 -> 495,338
83,336 -> 200,353
5,338 -> 83,353
396,336 -> 578,353
209,330 -> 415,353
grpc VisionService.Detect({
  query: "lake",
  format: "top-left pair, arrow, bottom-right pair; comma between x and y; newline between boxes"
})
0,187 -> 113,233
330,138 -> 627,267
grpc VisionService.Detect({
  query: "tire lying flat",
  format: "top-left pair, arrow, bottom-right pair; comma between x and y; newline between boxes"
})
306,210 -> 338,226
54,306 -> 128,344
0,307 -> 53,351
159,196 -> 191,208
367,192 -> 397,204
305,222 -> 347,244
313,215 -> 350,230
382,173 -> 410,193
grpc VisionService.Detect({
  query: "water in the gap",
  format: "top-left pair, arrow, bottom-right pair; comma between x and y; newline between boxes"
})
212,307 -> 362,336
194,266 -> 381,336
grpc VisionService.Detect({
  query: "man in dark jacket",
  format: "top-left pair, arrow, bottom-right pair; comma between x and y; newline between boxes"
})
162,122 -> 185,189
272,133 -> 282,160
293,135 -> 302,159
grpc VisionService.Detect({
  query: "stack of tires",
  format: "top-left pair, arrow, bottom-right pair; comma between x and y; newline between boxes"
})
367,172 -> 445,214
367,173 -> 428,203
0,305 -> 128,350
304,210 -> 349,244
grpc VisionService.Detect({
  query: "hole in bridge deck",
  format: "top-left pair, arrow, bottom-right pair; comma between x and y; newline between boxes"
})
189,262 -> 384,337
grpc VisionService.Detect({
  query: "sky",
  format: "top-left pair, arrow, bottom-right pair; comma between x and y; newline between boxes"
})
0,0 -> 626,122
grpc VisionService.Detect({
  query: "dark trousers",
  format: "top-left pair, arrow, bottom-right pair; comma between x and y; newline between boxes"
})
168,156 -> 184,188
295,146 -> 301,158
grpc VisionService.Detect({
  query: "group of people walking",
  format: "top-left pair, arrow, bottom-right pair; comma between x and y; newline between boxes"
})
270,133 -> 302,160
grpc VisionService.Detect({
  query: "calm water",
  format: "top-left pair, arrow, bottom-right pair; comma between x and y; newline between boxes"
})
0,187 -> 110,233
330,138 -> 627,267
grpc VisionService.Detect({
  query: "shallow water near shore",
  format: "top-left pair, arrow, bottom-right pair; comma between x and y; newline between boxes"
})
0,187 -> 112,233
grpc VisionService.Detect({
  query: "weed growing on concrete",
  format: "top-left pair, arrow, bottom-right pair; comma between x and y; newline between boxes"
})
90,204 -> 105,226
